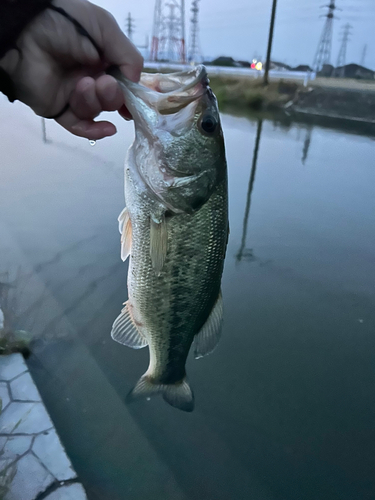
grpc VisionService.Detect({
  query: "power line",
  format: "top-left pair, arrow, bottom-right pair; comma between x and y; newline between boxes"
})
336,22 -> 353,67
360,44 -> 367,66
150,0 -> 186,63
188,0 -> 202,62
312,1 -> 339,72
125,12 -> 135,41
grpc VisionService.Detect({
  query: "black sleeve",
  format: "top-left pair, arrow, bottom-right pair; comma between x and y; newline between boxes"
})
0,0 -> 52,59
0,0 -> 52,101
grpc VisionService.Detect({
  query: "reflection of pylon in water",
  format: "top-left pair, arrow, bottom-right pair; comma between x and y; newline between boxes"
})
150,0 -> 186,63
312,1 -> 338,72
302,127 -> 313,165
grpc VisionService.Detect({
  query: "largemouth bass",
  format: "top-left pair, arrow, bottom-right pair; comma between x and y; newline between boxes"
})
109,65 -> 228,412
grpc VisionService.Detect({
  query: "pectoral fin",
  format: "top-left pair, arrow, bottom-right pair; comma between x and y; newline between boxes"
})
150,215 -> 168,276
118,208 -> 132,262
111,301 -> 148,349
194,292 -> 223,359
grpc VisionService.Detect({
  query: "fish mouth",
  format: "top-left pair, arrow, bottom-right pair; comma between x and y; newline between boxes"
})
107,65 -> 208,117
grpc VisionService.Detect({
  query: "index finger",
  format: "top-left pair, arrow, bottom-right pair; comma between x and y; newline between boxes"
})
95,6 -> 144,82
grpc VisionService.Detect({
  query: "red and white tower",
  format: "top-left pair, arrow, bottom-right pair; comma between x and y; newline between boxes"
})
150,0 -> 186,63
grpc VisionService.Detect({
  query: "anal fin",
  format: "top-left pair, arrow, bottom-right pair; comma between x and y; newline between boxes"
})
111,301 -> 148,349
194,291 -> 223,359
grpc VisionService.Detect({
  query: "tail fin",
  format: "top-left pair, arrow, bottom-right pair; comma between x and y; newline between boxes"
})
126,374 -> 194,412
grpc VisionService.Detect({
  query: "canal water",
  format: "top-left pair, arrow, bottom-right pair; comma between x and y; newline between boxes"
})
1,96 -> 375,500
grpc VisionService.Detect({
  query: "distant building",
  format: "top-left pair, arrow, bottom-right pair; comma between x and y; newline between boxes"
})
292,65 -> 313,72
205,56 -> 238,67
237,60 -> 251,68
318,64 -> 334,77
270,61 -> 292,71
333,63 -> 375,80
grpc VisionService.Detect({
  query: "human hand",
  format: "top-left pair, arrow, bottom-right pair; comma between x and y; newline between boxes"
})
0,0 -> 143,139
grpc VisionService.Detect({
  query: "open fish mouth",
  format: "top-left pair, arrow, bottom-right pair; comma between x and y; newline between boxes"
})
107,65 -> 209,116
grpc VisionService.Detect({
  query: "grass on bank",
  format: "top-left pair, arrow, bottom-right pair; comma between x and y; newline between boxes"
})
208,77 -> 300,111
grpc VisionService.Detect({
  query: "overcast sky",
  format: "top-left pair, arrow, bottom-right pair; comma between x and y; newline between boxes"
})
94,0 -> 375,69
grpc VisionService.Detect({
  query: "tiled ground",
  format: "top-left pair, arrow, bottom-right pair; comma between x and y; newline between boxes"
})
0,354 -> 87,500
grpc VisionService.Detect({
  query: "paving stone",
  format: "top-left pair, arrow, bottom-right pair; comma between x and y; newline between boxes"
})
0,402 -> 52,434
0,436 -> 32,460
0,382 -> 10,410
10,372 -> 41,402
33,430 -> 76,481
0,354 -> 27,382
4,452 -> 55,500
44,483 -> 87,500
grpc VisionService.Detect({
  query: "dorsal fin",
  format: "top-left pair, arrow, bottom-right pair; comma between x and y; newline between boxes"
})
111,301 -> 148,349
194,292 -> 223,359
118,208 -> 132,262
150,215 -> 168,276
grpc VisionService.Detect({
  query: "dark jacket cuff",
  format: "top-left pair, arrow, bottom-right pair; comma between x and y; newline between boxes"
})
0,0 -> 52,59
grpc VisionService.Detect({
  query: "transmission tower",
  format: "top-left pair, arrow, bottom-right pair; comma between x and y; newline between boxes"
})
336,23 -> 352,68
312,1 -> 338,73
188,0 -> 201,63
360,44 -> 367,66
150,0 -> 186,63
125,12 -> 135,41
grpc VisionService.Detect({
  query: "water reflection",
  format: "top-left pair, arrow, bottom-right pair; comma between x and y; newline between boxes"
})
2,98 -> 375,499
0,234 -> 121,345
41,118 -> 51,144
236,119 -> 263,262
0,276 -> 14,334
39,262 -> 121,338
301,126 -> 313,165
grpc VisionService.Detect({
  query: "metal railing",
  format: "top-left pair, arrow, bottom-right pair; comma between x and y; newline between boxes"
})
144,62 -> 316,85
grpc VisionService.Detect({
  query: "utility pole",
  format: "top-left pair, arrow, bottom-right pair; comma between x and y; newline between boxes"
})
125,12 -> 135,41
360,44 -> 367,66
188,0 -> 201,63
312,1 -> 338,73
336,23 -> 352,69
264,0 -> 278,85
150,0 -> 186,63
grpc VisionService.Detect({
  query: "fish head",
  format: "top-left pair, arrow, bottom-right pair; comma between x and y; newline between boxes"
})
111,65 -> 226,213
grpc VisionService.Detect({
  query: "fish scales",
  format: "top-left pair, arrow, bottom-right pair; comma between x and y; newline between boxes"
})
127,165 -> 228,384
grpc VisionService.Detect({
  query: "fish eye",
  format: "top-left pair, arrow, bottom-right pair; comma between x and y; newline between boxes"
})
200,114 -> 218,135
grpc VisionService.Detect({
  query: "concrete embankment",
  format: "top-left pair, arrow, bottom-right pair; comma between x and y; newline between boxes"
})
206,75 -> 375,125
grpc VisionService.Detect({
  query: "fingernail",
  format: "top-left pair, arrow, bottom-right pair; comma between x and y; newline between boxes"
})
123,68 -> 141,83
